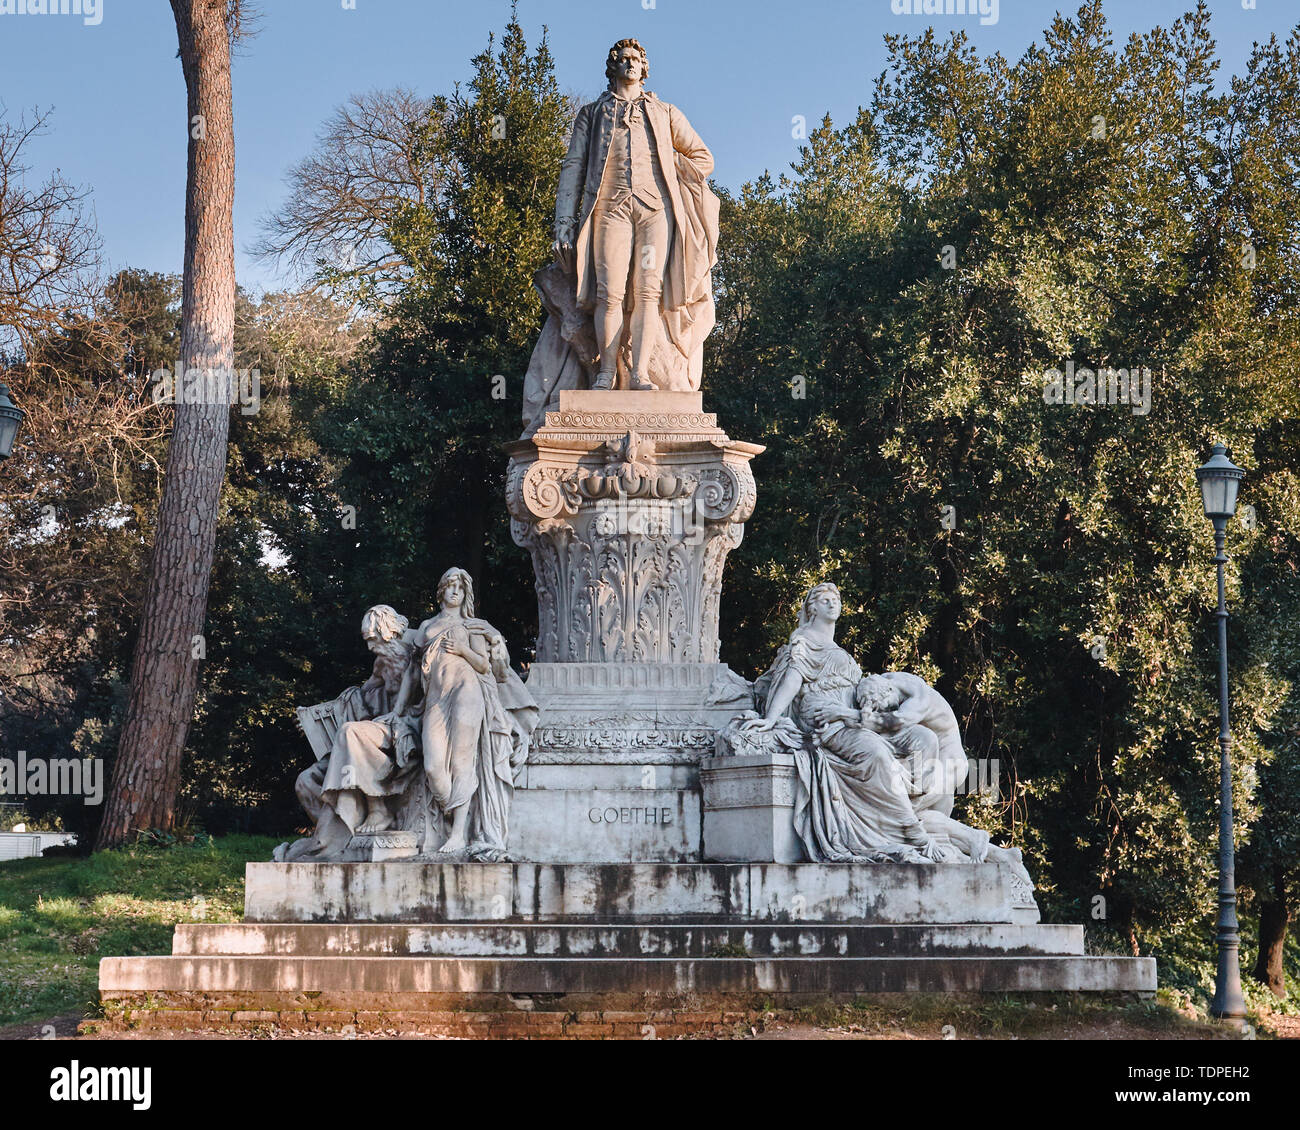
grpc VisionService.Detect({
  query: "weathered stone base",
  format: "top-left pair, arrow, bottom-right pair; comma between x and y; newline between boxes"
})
169,921 -> 1085,957
96,863 -> 1153,1035
241,861 -> 1039,924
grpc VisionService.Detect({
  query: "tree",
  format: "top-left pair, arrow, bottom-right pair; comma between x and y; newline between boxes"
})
95,0 -> 243,848
182,285 -> 368,832
305,9 -> 573,648
1238,524 -> 1300,997
0,268 -> 176,844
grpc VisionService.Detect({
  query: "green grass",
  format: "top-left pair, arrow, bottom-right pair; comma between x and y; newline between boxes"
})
0,834 -> 277,1028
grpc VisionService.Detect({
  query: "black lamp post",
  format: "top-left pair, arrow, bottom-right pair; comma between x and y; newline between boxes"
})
0,383 -> 25,460
1194,442 -> 1247,1020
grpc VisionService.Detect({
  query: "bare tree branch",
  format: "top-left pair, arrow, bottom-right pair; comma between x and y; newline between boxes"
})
0,105 -> 104,355
252,88 -> 439,301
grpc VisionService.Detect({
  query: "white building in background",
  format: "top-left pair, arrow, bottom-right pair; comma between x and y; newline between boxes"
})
0,826 -> 78,860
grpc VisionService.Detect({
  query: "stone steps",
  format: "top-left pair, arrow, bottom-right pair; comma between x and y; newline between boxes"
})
96,861 -> 1154,1036
100,953 -> 1155,995
171,921 -> 1086,958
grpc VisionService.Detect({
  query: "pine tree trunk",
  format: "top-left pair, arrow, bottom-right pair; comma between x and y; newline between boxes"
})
1253,870 -> 1290,998
96,1 -> 236,849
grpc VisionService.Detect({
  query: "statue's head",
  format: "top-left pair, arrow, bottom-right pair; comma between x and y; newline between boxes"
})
857,674 -> 903,713
361,604 -> 408,645
437,567 -> 475,618
606,37 -> 648,87
797,582 -> 842,628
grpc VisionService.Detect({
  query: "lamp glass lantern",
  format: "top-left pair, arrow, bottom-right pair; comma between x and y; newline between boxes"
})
0,384 -> 24,460
1195,443 -> 1244,524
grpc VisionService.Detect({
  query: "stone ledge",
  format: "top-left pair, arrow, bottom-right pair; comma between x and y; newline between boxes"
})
99,954 -> 1156,996
172,922 -> 1086,958
242,861 -> 1035,924
557,389 -> 706,415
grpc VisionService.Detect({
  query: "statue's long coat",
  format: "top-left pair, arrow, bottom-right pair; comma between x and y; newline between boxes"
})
556,89 -> 716,315
522,89 -> 719,432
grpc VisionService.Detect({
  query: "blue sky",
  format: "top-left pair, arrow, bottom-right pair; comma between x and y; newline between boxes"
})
1,0 -> 1296,296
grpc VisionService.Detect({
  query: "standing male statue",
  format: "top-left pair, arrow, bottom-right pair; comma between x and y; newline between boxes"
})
522,38 -> 720,432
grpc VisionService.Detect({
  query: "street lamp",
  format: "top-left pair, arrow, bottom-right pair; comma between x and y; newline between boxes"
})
0,383 -> 25,460
1194,442 -> 1247,1020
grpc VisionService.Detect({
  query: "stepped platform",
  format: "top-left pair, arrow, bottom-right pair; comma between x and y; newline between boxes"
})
94,862 -> 1154,1037
100,952 -> 1151,997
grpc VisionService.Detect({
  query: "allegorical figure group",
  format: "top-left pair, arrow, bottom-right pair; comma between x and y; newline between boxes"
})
719,582 -> 1032,881
276,568 -> 538,862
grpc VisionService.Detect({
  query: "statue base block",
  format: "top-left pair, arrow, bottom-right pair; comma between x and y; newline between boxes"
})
508,661 -> 753,862
699,751 -> 803,864
510,788 -> 701,862
239,861 -> 1039,924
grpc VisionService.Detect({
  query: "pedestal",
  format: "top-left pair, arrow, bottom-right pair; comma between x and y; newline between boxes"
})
505,391 -> 762,664
505,392 -> 763,862
699,752 -> 804,864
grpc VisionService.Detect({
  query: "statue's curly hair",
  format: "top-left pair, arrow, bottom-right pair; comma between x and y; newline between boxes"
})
606,37 -> 649,85
361,604 -> 408,642
857,673 -> 903,712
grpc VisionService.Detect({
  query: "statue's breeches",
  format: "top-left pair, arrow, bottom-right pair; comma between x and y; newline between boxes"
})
592,195 -> 674,378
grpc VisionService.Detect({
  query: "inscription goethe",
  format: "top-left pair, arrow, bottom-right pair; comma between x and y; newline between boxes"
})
589,806 -> 674,826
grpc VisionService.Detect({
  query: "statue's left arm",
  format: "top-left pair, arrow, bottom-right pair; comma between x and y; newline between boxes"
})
667,104 -> 713,180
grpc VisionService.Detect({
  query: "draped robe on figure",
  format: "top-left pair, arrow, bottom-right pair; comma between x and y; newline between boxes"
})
753,630 -> 947,863
417,616 -> 539,859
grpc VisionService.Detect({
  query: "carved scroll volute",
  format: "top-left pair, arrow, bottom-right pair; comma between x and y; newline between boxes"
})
520,462 -> 581,520
729,463 -> 758,525
694,463 -> 755,524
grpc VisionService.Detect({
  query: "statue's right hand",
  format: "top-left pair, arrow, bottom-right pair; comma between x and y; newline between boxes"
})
554,217 -> 577,273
